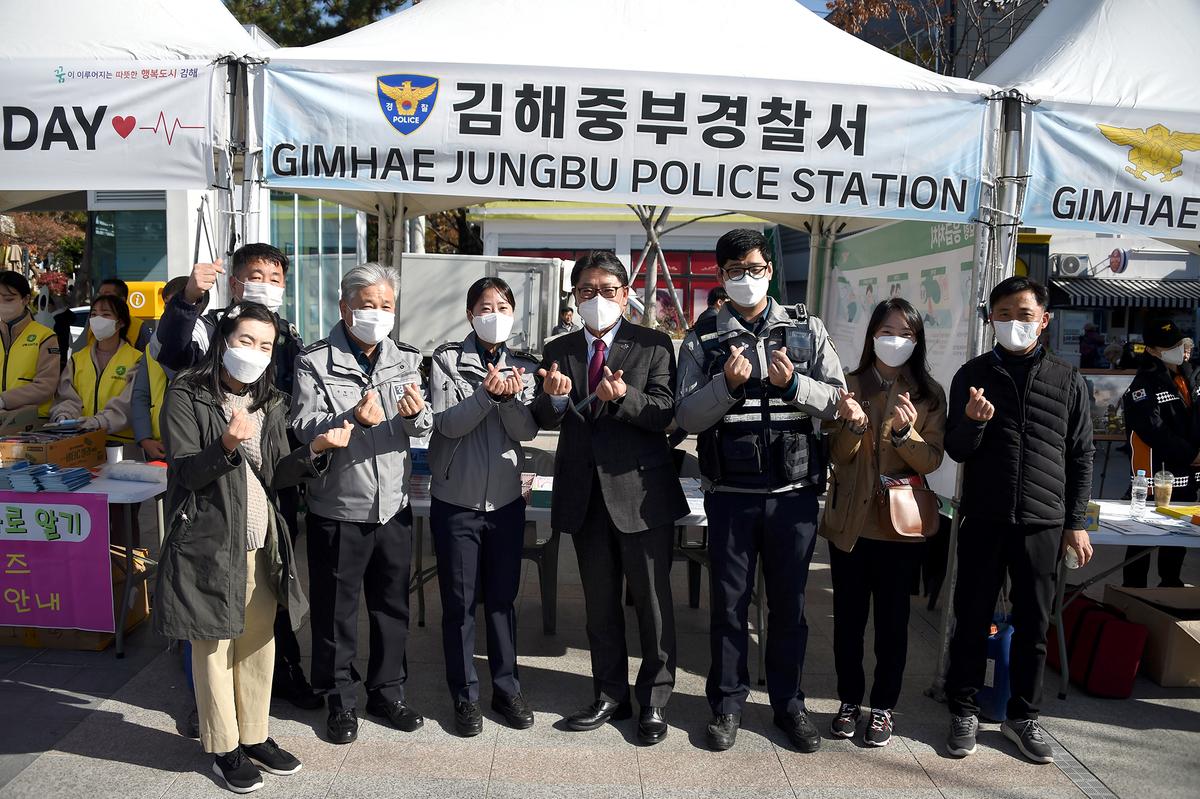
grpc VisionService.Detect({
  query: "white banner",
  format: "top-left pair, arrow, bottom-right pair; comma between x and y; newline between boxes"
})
822,221 -> 977,498
1025,101 -> 1200,240
0,59 -> 217,190
263,62 -> 989,223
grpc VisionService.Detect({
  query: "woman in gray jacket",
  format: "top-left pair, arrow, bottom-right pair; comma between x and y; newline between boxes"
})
429,277 -> 539,737
154,302 -> 350,794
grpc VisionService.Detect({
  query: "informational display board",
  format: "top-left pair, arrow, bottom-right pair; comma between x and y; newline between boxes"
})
0,491 -> 112,633
823,221 -> 977,497
264,63 -> 988,224
0,60 -> 215,190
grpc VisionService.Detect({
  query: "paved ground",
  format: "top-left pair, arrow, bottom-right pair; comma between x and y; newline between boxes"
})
2,506 -> 1198,799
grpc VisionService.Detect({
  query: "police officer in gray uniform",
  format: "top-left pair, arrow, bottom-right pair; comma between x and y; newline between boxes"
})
290,263 -> 432,745
428,277 -> 540,737
676,229 -> 845,753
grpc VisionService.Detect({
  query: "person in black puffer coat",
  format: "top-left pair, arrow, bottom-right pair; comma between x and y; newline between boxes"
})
1122,319 -> 1200,587
942,277 -> 1094,766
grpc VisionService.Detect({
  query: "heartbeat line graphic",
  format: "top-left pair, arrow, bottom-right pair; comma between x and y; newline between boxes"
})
138,112 -> 204,145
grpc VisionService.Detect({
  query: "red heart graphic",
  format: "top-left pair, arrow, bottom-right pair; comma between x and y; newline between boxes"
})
111,116 -> 136,139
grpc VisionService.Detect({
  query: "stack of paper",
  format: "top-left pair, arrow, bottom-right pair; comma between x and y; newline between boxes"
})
0,461 -> 93,492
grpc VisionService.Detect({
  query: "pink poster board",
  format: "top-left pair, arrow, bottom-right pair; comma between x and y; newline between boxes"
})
0,490 -> 113,633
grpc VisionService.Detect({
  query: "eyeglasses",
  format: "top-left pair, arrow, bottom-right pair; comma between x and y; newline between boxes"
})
575,285 -> 623,300
720,263 -> 769,281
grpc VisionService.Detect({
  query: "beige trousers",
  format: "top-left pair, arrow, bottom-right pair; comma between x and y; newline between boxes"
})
191,547 -> 277,754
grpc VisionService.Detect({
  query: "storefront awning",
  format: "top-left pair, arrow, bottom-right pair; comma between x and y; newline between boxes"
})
1050,278 -> 1200,309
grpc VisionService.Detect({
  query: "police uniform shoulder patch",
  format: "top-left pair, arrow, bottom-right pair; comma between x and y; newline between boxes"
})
300,339 -> 331,356
394,341 -> 421,354
432,341 -> 461,356
1132,388 -> 1147,401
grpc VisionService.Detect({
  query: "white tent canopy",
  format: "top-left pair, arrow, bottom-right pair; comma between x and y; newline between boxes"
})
979,0 -> 1200,245
0,0 -> 256,211
254,0 -> 999,251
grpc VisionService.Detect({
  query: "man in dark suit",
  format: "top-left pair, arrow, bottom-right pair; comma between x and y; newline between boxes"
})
532,250 -> 688,746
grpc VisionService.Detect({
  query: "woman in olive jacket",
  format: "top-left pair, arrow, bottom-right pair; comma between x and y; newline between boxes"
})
154,302 -> 350,794
819,298 -> 946,748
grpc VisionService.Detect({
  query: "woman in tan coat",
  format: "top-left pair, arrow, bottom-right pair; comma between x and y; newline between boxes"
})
820,298 -> 946,747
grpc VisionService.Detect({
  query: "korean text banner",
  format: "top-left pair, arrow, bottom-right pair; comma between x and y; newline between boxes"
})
822,220 -> 977,498
1025,101 -> 1200,240
0,60 -> 215,191
0,491 -> 112,633
264,62 -> 988,223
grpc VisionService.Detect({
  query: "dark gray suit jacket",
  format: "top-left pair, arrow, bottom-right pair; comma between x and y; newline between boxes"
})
532,322 -> 688,535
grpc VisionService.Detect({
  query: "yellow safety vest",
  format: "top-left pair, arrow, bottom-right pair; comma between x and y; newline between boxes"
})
146,355 -> 168,440
1,317 -> 56,417
71,342 -> 142,442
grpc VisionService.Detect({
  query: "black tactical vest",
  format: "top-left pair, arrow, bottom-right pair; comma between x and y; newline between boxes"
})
694,304 -> 827,492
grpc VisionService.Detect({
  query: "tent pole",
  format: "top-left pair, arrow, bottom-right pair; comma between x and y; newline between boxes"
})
643,208 -> 686,329
377,201 -> 389,265
642,206 -> 660,329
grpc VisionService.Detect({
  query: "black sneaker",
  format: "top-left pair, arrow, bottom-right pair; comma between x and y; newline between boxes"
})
242,738 -> 303,776
212,749 -> 263,794
773,709 -> 821,753
705,713 -> 741,751
1002,718 -> 1054,764
830,702 -> 860,739
455,700 -> 484,737
946,714 -> 978,757
865,708 -> 893,747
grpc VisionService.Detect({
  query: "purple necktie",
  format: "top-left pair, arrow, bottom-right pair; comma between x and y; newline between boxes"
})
588,339 -> 607,394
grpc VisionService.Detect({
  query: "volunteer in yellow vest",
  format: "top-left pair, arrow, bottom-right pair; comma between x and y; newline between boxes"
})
50,295 -> 142,441
0,272 -> 60,418
131,277 -> 188,460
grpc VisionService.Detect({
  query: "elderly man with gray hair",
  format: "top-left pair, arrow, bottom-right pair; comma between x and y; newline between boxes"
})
290,263 -> 431,745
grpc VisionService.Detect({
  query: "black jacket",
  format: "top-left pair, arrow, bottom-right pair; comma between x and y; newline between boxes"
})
532,322 -> 688,534
154,379 -> 326,641
1123,356 -> 1200,500
945,347 -> 1094,529
155,291 -> 304,396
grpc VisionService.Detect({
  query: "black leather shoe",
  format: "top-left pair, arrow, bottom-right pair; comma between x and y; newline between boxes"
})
273,663 -> 324,710
566,699 -> 633,731
637,706 -> 668,745
366,698 -> 424,732
491,693 -> 534,730
184,706 -> 200,739
326,708 -> 358,744
455,701 -> 484,737
706,713 -> 741,751
774,709 -> 821,753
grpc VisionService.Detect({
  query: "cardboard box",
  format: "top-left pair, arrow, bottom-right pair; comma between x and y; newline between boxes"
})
0,547 -> 149,651
1103,585 -> 1200,687
0,429 -> 106,468
1083,501 -> 1101,532
531,475 -> 553,508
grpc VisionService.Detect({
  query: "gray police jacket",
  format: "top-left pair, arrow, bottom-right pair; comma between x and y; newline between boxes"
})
429,332 -> 539,511
290,322 -> 432,524
675,300 -> 846,492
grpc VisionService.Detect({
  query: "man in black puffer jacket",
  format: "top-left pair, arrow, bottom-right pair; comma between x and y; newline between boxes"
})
942,277 -> 1094,766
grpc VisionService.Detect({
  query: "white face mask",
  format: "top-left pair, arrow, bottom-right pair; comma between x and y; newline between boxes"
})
578,296 -> 623,332
874,335 -> 916,368
89,316 -> 118,341
471,312 -> 514,345
239,280 -> 285,313
993,319 -> 1042,352
724,273 -> 770,307
1160,342 -> 1187,366
0,299 -> 25,323
222,343 -> 272,384
349,309 -> 395,346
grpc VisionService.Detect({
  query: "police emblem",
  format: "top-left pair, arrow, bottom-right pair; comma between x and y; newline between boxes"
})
376,74 -> 438,135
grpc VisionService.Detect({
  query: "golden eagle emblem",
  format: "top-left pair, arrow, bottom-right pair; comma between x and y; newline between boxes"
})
1098,123 -> 1200,183
377,79 -> 438,117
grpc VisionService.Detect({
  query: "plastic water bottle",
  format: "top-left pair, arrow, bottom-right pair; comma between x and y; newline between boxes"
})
1131,470 -> 1149,521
